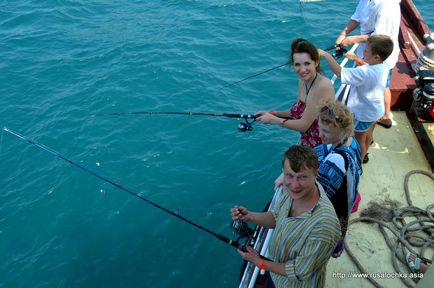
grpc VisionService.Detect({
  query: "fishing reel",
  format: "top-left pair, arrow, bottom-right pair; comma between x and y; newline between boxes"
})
332,44 -> 348,59
231,218 -> 254,242
325,43 -> 348,59
237,118 -> 255,132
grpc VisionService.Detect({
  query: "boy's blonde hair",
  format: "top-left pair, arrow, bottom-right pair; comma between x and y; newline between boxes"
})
366,35 -> 394,62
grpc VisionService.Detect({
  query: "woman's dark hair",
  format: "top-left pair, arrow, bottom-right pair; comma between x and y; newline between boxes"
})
290,38 -> 320,72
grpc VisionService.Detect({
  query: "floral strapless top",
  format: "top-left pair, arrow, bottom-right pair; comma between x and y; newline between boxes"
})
288,100 -> 321,148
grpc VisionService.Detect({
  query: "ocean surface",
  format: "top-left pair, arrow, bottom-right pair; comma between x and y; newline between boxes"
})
1,1 -> 433,287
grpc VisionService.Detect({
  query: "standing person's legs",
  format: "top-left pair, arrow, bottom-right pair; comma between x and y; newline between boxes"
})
354,131 -> 368,162
332,216 -> 348,258
366,123 -> 375,151
383,88 -> 392,120
354,119 -> 372,163
378,70 -> 393,128
377,88 -> 393,127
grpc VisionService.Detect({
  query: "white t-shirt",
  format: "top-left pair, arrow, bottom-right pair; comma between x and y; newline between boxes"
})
351,0 -> 375,36
351,0 -> 374,58
352,0 -> 401,70
369,0 -> 401,69
341,63 -> 386,122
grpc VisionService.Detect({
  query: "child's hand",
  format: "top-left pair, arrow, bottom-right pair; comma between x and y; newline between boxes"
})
345,51 -> 356,60
318,49 -> 328,57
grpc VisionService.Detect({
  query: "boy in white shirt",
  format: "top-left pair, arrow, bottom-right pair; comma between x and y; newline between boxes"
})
319,35 -> 393,163
335,0 -> 401,129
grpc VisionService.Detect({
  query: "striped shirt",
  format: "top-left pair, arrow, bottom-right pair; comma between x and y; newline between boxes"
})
268,184 -> 341,288
314,138 -> 362,218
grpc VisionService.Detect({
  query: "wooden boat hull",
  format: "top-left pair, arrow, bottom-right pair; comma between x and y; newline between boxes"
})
390,0 -> 431,110
394,0 -> 434,172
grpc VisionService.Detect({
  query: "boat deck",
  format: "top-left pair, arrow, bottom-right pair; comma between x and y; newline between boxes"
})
326,112 -> 434,288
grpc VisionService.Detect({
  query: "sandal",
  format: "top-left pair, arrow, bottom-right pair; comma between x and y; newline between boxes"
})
405,248 -> 421,273
377,118 -> 392,129
332,239 -> 345,258
363,153 -> 369,164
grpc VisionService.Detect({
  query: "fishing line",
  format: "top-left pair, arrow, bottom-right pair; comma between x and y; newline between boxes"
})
298,0 -> 326,24
222,44 -> 346,88
0,128 -> 4,156
298,0 -> 308,23
223,61 -> 290,88
2,127 -> 255,252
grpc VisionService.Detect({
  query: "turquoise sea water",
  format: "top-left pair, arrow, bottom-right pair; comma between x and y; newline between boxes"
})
1,1 -> 433,287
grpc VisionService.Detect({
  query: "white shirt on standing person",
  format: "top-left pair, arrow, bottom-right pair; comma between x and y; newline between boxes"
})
352,0 -> 401,70
351,0 -> 374,37
341,63 -> 386,122
367,0 -> 400,70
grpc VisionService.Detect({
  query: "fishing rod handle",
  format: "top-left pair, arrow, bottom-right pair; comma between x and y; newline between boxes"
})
223,113 -> 256,119
217,234 -> 272,261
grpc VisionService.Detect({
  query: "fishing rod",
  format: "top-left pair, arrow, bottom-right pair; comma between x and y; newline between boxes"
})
93,111 -> 256,118
93,111 -> 258,132
2,127 -> 256,252
223,43 -> 348,88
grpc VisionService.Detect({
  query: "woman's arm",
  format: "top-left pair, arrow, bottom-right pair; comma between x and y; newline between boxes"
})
281,78 -> 334,132
257,78 -> 333,132
255,109 -> 292,119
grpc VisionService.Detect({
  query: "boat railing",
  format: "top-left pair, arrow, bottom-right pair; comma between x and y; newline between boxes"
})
333,43 -> 359,104
238,187 -> 284,288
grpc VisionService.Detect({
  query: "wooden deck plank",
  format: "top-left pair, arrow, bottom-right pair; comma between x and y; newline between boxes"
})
326,112 -> 434,288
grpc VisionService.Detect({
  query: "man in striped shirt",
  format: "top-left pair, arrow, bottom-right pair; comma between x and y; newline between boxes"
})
231,145 -> 341,287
